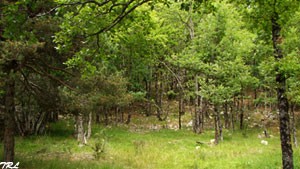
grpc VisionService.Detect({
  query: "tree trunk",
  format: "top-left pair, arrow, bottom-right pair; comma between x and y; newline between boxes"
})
96,113 -> 100,124
104,108 -> 109,126
178,70 -> 185,130
76,113 -> 85,144
290,103 -> 298,148
240,93 -> 244,130
155,67 -> 163,121
126,111 -> 131,124
230,102 -> 235,131
214,105 -> 222,144
214,106 -> 219,145
272,13 -> 293,169
224,101 -> 230,129
3,73 -> 16,162
146,79 -> 152,117
87,112 -> 92,139
178,90 -> 184,129
193,76 -> 202,134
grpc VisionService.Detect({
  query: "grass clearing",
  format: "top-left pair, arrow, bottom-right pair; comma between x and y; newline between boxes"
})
0,120 -> 299,169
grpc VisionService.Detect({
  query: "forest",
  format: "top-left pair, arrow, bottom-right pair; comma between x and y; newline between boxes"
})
1,0 -> 300,168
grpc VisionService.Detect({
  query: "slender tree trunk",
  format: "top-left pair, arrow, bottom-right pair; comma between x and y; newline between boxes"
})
201,98 -> 205,130
104,108 -> 109,126
224,101 -> 230,129
146,79 -> 152,116
126,111 -> 131,124
96,113 -> 100,124
193,76 -> 202,133
178,70 -> 185,129
87,112 -> 92,139
155,67 -> 163,121
178,93 -> 183,129
4,72 -> 16,162
240,92 -> 244,130
272,13 -> 293,169
214,105 -> 220,145
230,102 -> 235,131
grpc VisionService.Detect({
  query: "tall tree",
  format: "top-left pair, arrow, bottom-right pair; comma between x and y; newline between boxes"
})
243,0 -> 300,168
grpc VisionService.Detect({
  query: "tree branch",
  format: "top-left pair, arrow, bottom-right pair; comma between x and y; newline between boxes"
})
87,0 -> 150,37
25,64 -> 75,91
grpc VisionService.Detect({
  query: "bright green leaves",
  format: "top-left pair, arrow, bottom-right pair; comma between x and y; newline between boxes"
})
280,7 -> 300,78
175,0 -> 256,105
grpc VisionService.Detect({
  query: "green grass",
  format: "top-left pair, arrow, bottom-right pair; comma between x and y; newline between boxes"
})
1,120 -> 300,169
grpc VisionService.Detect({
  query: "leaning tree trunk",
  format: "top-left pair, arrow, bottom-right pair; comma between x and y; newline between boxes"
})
272,13 -> 293,169
4,72 -> 16,162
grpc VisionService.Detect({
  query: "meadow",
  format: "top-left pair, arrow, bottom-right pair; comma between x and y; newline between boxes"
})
1,118 -> 299,169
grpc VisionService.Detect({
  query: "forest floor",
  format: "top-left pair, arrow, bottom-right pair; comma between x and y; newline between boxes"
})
1,112 -> 300,169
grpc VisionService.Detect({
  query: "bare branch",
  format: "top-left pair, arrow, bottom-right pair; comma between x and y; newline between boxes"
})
25,64 -> 75,91
87,0 -> 150,37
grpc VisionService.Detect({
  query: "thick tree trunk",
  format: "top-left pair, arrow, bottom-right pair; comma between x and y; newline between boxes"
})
272,13 -> 293,169
1,1 -> 15,162
76,113 -> 86,144
4,73 -> 16,162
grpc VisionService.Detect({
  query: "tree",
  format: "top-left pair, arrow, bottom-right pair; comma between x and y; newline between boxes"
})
173,1 -> 255,138
0,0 -> 68,161
243,0 -> 300,168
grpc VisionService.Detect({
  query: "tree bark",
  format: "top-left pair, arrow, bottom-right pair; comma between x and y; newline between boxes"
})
290,103 -> 298,148
224,101 -> 230,129
146,78 -> 152,116
240,93 -> 244,130
87,112 -> 92,139
155,67 -> 163,121
76,113 -> 85,144
214,106 -> 219,145
272,13 -> 293,169
4,72 -> 16,162
193,76 -> 202,133
178,89 -> 184,129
